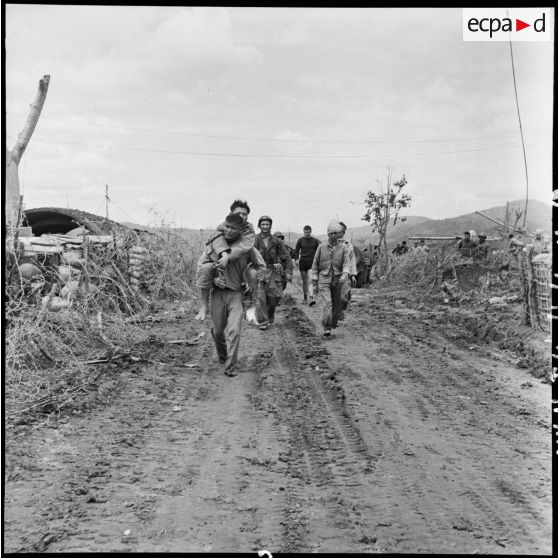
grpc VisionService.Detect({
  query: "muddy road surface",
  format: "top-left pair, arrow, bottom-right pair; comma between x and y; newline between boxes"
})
4,283 -> 551,553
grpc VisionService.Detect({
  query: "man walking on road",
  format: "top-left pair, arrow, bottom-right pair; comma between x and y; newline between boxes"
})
338,221 -> 357,320
294,225 -> 321,306
273,231 -> 294,291
254,215 -> 292,331
195,199 -> 255,320
195,213 -> 266,376
311,220 -> 351,337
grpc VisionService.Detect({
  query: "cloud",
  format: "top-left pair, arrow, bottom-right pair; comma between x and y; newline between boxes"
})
5,6 -> 553,231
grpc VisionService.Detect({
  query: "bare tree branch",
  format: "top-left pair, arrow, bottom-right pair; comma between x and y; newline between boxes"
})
5,75 -> 51,227
10,75 -> 51,165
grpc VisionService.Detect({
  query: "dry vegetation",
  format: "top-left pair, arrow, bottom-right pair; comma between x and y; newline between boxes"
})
5,219 -> 205,422
381,242 -> 523,304
384,244 -> 459,288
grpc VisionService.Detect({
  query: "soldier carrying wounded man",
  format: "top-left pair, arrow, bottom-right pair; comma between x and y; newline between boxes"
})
195,212 -> 266,376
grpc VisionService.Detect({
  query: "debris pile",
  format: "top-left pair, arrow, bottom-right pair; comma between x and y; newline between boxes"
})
7,230 -> 152,314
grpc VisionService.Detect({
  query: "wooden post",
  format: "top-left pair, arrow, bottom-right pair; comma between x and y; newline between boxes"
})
105,184 -> 109,220
82,228 -> 90,297
502,201 -> 510,262
13,195 -> 24,253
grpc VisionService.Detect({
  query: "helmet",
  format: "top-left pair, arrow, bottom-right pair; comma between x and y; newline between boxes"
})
273,231 -> 284,239
327,220 -> 343,234
478,232 -> 487,238
258,215 -> 273,227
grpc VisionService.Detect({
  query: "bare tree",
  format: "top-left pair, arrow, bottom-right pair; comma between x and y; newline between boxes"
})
362,167 -> 411,274
5,75 -> 51,228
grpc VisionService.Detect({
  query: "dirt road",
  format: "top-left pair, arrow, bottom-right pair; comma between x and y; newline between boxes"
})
4,282 -> 551,553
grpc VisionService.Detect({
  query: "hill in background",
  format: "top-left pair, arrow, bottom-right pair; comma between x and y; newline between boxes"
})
317,199 -> 551,249
124,198 -> 550,251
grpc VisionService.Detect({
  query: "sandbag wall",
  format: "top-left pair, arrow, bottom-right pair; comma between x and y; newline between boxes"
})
9,234 -> 113,310
128,244 -> 158,294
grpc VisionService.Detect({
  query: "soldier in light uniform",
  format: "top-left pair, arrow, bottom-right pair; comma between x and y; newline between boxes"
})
338,221 -> 357,320
311,220 -> 352,337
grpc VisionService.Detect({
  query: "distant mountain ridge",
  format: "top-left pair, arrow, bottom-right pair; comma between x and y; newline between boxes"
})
316,199 -> 551,249
126,198 -> 550,251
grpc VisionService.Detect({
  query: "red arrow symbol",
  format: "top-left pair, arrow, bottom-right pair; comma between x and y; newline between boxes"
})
516,18 -> 530,31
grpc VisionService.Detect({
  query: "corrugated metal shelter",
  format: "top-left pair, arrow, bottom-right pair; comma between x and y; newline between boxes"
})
22,207 -> 133,236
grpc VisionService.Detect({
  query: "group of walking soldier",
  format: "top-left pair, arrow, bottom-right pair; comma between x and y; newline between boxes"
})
194,200 -> 357,376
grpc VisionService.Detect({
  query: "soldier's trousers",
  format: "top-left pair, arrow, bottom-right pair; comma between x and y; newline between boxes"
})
210,288 -> 244,372
318,279 -> 343,330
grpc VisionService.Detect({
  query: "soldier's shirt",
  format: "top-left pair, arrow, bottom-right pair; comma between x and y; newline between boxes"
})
311,242 -> 351,283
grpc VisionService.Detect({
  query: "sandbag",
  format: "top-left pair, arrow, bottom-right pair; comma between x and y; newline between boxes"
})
60,280 -> 81,300
129,256 -> 147,266
56,265 -> 81,283
42,296 -> 71,311
18,262 -> 43,281
61,251 -> 85,268
130,246 -> 147,257
85,283 -> 100,296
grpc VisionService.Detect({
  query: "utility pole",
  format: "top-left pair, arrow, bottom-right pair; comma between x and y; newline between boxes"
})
105,184 -> 109,220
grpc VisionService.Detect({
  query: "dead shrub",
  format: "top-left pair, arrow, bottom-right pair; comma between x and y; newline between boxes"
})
4,213 -> 206,422
385,244 -> 459,287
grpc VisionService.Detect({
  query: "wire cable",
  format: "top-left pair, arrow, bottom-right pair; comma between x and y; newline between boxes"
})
509,39 -> 529,228
107,197 -> 142,225
6,135 -> 543,159
5,111 -> 519,145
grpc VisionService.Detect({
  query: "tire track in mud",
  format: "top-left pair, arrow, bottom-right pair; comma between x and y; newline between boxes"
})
364,311 -> 550,551
261,304 -> 384,551
4,317 -> 261,553
5,291 -> 551,554
317,290 -> 551,553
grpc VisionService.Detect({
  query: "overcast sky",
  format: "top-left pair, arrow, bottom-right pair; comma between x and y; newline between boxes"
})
5,6 -> 554,234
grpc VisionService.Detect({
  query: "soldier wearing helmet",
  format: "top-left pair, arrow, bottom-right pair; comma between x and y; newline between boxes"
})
311,220 -> 352,337
254,216 -> 291,330
337,221 -> 357,321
